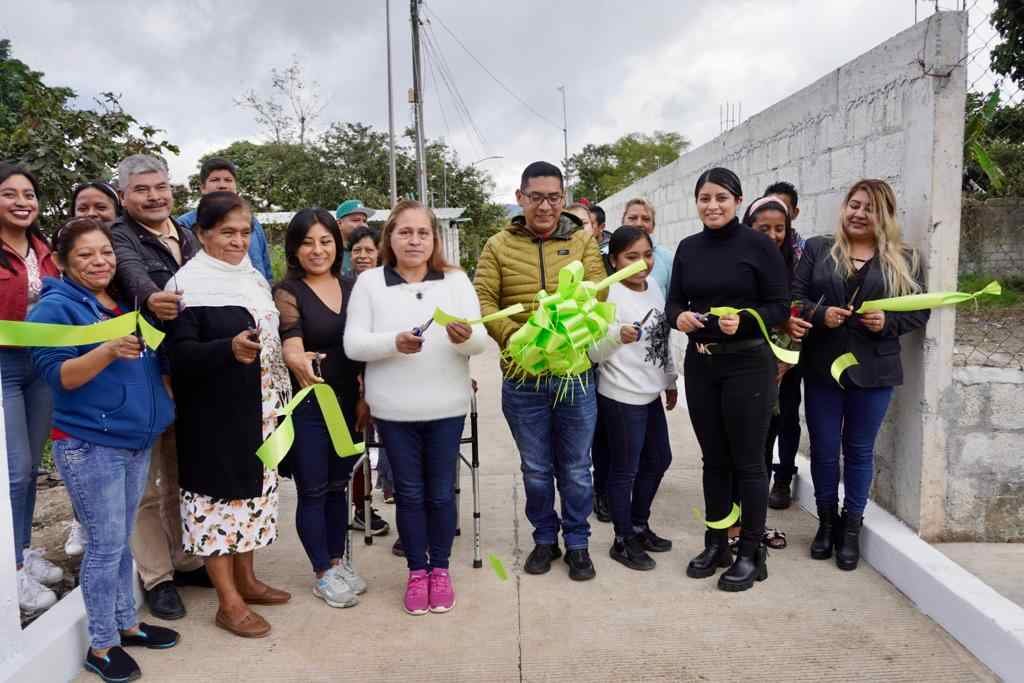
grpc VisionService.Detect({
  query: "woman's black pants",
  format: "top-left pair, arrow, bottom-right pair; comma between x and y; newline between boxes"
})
683,342 -> 775,551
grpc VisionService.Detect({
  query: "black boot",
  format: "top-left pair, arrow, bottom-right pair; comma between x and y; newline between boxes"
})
609,535 -> 656,571
768,478 -> 792,510
593,493 -> 611,523
810,505 -> 839,560
718,541 -> 768,592
835,509 -> 863,571
685,530 -> 732,578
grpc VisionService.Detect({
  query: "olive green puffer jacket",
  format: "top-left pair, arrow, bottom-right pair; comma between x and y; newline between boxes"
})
473,213 -> 607,351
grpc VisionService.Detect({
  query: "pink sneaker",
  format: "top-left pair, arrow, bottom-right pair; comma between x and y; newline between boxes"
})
404,570 -> 429,615
428,568 -> 456,613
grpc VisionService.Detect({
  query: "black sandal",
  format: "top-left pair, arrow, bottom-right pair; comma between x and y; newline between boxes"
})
763,528 -> 787,550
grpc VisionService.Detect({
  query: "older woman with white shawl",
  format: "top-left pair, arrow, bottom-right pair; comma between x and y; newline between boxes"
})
165,191 -> 291,639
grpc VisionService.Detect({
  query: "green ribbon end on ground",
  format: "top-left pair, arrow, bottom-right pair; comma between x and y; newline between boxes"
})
488,554 -> 509,581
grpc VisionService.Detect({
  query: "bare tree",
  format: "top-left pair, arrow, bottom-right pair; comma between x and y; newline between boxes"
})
236,56 -> 326,145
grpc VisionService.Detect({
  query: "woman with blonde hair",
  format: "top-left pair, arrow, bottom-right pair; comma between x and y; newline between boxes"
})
789,179 -> 929,571
345,199 -> 487,615
622,198 -> 673,296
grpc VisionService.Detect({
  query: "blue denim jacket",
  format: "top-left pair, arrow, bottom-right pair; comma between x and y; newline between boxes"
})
178,209 -> 274,282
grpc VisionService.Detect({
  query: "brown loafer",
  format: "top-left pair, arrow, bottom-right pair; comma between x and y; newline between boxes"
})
240,586 -> 292,605
215,609 -> 271,638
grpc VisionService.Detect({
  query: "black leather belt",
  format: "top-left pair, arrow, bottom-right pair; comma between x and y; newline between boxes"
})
690,338 -> 766,355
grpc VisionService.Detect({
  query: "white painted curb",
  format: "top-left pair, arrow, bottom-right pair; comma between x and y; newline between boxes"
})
793,454 -> 1024,683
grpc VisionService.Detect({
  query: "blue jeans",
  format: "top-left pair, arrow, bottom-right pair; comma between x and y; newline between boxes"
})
804,377 -> 894,515
53,438 -> 150,649
291,398 -> 357,574
502,374 -> 597,550
1,348 -> 53,566
599,395 -> 672,540
376,416 -> 464,572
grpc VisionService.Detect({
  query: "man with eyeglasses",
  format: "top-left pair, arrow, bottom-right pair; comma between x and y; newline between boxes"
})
474,161 -> 606,581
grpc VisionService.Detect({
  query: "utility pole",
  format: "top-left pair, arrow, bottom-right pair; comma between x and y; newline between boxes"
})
410,0 -> 429,204
386,0 -> 398,207
557,84 -> 570,202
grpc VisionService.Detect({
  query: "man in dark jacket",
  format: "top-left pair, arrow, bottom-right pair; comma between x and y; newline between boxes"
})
111,154 -> 207,620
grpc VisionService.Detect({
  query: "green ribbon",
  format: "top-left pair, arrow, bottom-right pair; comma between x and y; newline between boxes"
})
830,281 -> 1002,386
704,503 -> 741,530
856,280 -> 1001,313
0,312 -> 165,350
433,303 -> 525,327
488,553 -> 509,581
708,307 -> 799,365
256,383 -> 364,470
503,260 -> 647,380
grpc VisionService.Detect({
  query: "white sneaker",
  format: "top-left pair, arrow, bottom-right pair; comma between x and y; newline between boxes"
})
23,548 -> 64,585
313,575 -> 358,608
329,560 -> 367,595
17,568 -> 57,613
65,520 -> 86,557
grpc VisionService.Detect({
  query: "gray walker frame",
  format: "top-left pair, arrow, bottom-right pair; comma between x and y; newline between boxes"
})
344,391 -> 482,569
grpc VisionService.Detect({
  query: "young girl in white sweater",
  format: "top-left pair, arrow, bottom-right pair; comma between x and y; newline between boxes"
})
588,226 -> 678,571
344,201 -> 488,615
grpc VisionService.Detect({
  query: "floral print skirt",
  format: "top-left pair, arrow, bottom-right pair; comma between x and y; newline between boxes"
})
180,467 -> 279,557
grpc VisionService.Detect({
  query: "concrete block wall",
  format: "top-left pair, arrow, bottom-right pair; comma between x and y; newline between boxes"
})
959,198 -> 1024,279
942,367 -> 1024,541
600,12 -> 969,539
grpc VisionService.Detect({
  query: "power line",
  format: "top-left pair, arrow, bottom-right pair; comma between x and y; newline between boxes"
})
421,3 -> 563,131
421,23 -> 488,149
422,29 -> 487,161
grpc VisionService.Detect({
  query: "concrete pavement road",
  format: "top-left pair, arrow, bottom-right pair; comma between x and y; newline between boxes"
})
78,344 -> 994,682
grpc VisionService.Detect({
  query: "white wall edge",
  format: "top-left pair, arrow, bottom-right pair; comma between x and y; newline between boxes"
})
1,571 -> 144,683
793,454 -> 1024,683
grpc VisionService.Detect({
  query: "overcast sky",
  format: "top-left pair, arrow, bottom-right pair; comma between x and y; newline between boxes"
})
0,1 -> 999,206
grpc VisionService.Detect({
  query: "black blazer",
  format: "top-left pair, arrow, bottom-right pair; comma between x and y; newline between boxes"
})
792,236 -> 930,388
168,305 -> 265,500
111,214 -> 200,305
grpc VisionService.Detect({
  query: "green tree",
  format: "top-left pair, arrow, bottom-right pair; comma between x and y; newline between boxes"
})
963,90 -> 1024,196
569,131 -> 690,201
991,1 -> 1024,89
0,39 -> 178,227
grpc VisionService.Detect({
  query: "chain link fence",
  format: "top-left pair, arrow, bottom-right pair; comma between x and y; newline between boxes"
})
954,1 -> 1024,369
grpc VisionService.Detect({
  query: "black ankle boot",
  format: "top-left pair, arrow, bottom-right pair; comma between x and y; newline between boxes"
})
810,505 -> 839,560
835,510 -> 863,571
718,541 -> 768,592
686,530 -> 732,578
768,479 -> 792,510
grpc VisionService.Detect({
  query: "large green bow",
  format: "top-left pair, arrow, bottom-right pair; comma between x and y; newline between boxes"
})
504,260 -> 647,380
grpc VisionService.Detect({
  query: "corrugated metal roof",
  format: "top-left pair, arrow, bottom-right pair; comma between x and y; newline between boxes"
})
256,208 -> 468,225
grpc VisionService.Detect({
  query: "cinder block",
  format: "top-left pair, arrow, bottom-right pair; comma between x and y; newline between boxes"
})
990,383 -> 1024,430
801,155 -> 831,194
831,145 -> 866,188
865,132 -> 906,179
952,382 -> 988,427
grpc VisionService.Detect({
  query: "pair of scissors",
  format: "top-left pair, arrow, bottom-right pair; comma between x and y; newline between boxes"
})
134,296 -> 145,357
633,308 -> 655,340
311,352 -> 325,379
413,316 -> 434,337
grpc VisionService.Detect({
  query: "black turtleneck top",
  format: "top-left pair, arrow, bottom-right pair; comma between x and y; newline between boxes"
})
665,217 -> 790,344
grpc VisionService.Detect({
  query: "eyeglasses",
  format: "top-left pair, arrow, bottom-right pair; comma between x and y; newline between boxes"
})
523,192 -> 564,207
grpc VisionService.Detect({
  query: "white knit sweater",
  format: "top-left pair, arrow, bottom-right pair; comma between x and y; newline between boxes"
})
588,280 -> 678,405
344,266 -> 488,421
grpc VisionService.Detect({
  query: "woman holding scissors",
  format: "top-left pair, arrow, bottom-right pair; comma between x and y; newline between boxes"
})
588,226 -> 677,571
789,179 -> 928,571
344,200 -> 487,615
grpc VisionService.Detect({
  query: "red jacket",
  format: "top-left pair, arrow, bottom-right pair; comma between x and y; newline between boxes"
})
0,232 -> 60,322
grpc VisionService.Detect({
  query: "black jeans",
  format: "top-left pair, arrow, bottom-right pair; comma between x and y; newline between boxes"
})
684,343 -> 775,549
292,397 -> 358,574
772,365 -> 802,482
599,395 -> 672,539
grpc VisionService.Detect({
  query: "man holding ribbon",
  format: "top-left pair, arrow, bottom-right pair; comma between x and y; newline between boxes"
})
473,161 -> 607,581
110,154 -> 208,620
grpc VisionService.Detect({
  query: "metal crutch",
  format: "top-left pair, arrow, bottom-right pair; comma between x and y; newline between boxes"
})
456,391 -> 482,568
344,451 -> 370,565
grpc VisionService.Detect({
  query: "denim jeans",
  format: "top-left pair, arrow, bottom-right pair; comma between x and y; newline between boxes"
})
291,397 -> 357,574
54,438 -> 150,649
590,397 -> 612,499
376,416 -> 464,572
599,395 -> 672,540
804,376 -> 894,515
1,348 -> 53,566
501,373 -> 597,550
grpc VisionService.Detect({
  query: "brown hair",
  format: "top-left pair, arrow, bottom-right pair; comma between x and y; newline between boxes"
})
379,199 -> 455,272
54,217 -> 114,265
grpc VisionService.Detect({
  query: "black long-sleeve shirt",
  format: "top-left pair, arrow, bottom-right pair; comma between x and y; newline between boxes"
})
665,217 -> 790,343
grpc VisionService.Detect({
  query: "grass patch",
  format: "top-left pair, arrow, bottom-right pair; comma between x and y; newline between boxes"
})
958,273 -> 1023,308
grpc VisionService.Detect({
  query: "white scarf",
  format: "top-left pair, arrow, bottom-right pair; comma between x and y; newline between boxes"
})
166,250 -> 276,319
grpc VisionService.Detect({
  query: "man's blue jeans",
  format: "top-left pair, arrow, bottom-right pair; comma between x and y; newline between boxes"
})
502,372 -> 597,550
1,348 -> 52,567
53,438 -> 150,649
804,377 -> 894,515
